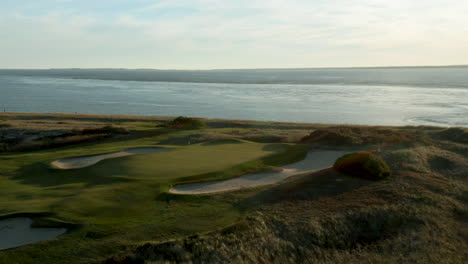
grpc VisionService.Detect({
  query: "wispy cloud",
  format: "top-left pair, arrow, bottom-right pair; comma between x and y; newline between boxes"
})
1,0 -> 467,68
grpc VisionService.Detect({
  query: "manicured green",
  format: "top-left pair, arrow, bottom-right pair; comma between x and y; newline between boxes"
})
0,127 -> 302,264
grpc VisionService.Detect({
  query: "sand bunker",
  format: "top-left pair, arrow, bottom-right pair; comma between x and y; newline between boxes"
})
0,218 -> 66,250
51,147 -> 170,169
170,150 -> 348,194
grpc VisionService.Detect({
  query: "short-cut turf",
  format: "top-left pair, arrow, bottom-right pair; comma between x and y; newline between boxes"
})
0,131 -> 298,263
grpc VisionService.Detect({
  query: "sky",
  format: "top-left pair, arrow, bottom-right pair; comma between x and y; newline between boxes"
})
1,0 -> 468,69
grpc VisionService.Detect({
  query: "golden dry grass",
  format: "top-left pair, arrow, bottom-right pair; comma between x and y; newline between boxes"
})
105,128 -> 468,264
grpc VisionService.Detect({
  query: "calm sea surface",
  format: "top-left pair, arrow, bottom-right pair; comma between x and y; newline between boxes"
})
1,68 -> 467,127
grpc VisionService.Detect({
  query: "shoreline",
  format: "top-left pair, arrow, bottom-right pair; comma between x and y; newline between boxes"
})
0,112 -> 450,129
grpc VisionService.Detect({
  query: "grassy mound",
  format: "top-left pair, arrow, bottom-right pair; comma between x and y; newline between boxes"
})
105,206 -> 425,264
333,152 -> 392,180
300,129 -> 361,145
300,127 -> 430,146
434,127 -> 468,144
163,116 -> 206,129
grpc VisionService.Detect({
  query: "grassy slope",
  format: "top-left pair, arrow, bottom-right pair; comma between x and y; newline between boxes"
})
0,113 -> 467,264
0,115 -> 310,264
105,122 -> 468,264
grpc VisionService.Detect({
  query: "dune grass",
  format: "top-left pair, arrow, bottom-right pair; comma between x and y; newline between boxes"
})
0,113 -> 466,264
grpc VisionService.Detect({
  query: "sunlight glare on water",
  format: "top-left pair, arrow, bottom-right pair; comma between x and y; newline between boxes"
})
1,69 -> 467,127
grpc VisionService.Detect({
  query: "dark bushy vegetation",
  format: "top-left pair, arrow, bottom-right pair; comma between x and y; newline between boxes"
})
0,125 -> 128,152
162,116 -> 206,129
434,127 -> 468,144
333,152 -> 392,180
80,125 -> 129,135
0,134 -> 110,152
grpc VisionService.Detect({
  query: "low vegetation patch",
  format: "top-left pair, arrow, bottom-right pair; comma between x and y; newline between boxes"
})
300,128 -> 362,145
0,125 -> 128,152
0,122 -> 10,128
434,127 -> 468,144
161,116 -> 206,129
333,152 -> 392,180
80,125 -> 129,135
300,127 -> 430,147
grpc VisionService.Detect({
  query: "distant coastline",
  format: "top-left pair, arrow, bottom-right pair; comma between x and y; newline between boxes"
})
1,66 -> 468,88
1,65 -> 467,71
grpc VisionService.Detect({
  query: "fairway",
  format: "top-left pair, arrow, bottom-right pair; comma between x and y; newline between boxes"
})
170,150 -> 350,194
0,130 -> 296,263
51,147 -> 171,169
0,138 -> 281,212
2,114 -> 465,264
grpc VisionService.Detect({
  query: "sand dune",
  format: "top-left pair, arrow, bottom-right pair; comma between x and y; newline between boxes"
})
169,150 -> 348,194
51,147 -> 170,169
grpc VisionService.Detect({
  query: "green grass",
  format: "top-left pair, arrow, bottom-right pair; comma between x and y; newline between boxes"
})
0,126 -> 299,264
1,113 -> 466,264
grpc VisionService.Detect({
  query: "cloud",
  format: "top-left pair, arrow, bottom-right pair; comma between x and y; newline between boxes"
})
1,0 -> 467,68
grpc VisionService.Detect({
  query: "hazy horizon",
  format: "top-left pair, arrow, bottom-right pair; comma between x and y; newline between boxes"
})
1,0 -> 467,69
1,64 -> 468,71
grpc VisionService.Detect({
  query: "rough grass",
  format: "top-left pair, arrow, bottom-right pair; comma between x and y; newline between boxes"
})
433,127 -> 468,144
112,205 -> 430,264
104,124 -> 467,264
300,126 -> 432,147
109,174 -> 467,264
0,117 -> 300,263
1,125 -> 129,153
1,134 -> 110,152
0,113 -> 466,264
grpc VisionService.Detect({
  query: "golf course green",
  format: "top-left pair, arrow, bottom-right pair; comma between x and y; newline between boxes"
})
0,114 -> 309,263
1,113 -> 467,264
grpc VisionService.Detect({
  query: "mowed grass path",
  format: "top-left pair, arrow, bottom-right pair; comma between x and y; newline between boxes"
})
0,133 -> 288,264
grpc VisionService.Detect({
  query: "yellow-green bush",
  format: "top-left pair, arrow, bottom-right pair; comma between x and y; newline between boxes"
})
333,152 -> 392,180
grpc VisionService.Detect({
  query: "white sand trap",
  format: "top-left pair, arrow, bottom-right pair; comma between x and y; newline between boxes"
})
170,150 -> 349,194
51,147 -> 170,169
0,218 -> 66,250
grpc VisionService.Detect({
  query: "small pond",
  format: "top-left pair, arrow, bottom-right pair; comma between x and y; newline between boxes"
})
0,218 -> 66,250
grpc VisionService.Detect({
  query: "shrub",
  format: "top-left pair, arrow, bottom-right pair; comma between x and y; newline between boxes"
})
164,116 -> 206,129
333,152 -> 392,180
81,125 -> 129,135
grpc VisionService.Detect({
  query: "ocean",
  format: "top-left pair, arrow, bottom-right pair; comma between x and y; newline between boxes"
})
1,67 -> 467,127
